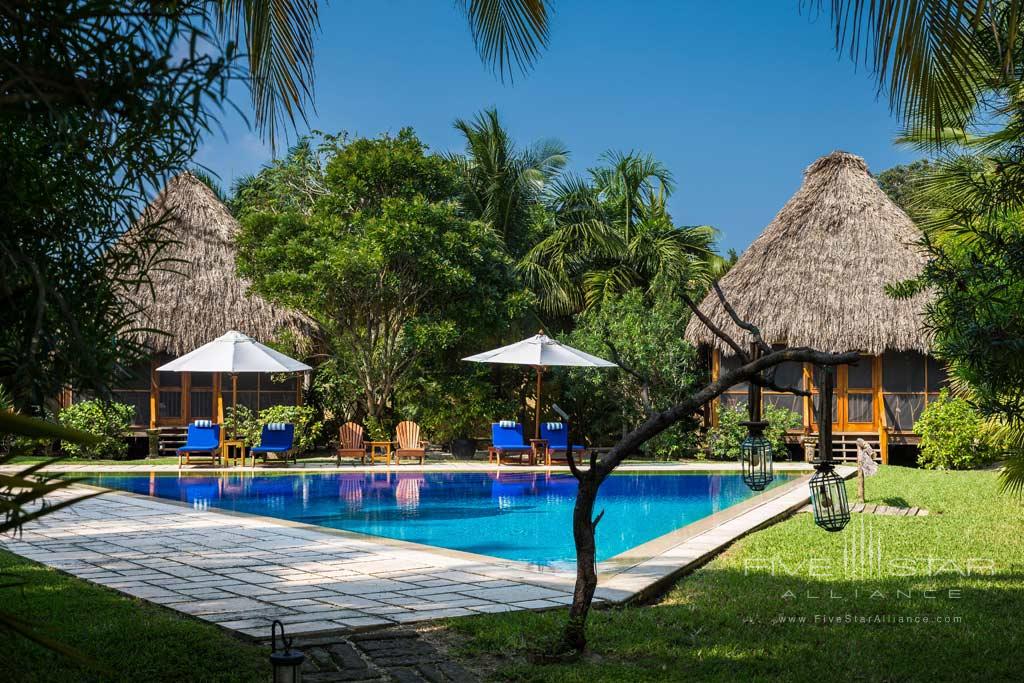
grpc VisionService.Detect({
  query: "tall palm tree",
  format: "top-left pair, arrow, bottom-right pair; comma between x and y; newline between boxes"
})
521,151 -> 718,315
450,108 -> 568,255
218,0 -> 551,147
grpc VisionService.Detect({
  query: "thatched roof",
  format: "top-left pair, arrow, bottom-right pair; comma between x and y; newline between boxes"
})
685,151 -> 931,355
121,172 -> 316,357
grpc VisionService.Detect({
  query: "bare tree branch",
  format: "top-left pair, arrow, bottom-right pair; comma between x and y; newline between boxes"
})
712,282 -> 772,356
681,291 -> 748,360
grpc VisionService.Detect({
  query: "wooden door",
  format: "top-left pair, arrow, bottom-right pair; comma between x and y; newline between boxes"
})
810,355 -> 878,432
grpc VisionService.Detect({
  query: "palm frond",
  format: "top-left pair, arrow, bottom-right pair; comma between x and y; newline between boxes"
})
460,0 -> 551,80
217,0 -> 320,149
807,0 -> 1003,140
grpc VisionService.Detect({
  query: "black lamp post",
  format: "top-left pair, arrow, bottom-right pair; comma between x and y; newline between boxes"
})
740,345 -> 773,491
809,365 -> 850,532
269,620 -> 305,683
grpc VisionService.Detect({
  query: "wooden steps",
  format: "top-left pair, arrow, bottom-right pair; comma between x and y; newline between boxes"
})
157,426 -> 187,455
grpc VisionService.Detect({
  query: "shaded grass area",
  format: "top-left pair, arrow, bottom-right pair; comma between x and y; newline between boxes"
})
445,467 -> 1024,682
0,550 -> 268,682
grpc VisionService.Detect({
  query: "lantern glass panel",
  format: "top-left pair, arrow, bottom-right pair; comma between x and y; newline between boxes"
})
740,433 -> 773,491
809,467 -> 850,532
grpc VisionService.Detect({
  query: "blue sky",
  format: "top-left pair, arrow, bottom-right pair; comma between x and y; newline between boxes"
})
195,1 -> 917,254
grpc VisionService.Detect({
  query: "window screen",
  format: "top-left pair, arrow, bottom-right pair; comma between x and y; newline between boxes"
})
190,372 -> 214,388
719,353 -> 749,392
768,360 -> 803,390
847,393 -> 873,423
847,356 -> 874,389
883,351 -> 926,392
811,393 -> 839,422
116,363 -> 151,390
765,393 -> 804,418
884,394 -> 925,431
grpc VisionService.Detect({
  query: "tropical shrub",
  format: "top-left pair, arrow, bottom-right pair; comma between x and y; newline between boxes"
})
57,400 -> 133,459
224,405 -> 261,446
706,403 -> 801,461
256,405 -> 323,453
916,390 -> 1002,470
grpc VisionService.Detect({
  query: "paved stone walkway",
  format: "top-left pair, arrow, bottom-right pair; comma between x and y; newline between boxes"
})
277,630 -> 476,682
0,488 -> 583,638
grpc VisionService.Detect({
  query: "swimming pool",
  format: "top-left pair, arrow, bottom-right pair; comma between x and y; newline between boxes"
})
69,471 -> 796,566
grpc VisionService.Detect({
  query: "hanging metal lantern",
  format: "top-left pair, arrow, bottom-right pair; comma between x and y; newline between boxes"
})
810,365 -> 850,532
269,620 -> 305,683
740,421 -> 773,491
810,461 -> 850,531
738,343 -> 774,491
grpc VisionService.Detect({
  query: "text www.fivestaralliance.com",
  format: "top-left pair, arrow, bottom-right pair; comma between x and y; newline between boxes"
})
775,614 -> 963,625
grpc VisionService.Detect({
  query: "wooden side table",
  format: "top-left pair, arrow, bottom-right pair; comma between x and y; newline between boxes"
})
367,440 -> 393,465
221,439 -> 247,467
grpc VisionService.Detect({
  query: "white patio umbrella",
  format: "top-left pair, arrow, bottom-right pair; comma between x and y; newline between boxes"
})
463,332 -> 616,438
157,330 -> 312,437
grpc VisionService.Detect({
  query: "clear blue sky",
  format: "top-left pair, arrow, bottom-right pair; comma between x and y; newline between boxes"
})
195,1 -> 917,254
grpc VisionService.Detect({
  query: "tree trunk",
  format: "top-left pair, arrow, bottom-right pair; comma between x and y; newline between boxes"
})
562,474 -> 600,653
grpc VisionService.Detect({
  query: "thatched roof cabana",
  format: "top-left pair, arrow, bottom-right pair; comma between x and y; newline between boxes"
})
685,151 -> 930,355
122,172 -> 316,356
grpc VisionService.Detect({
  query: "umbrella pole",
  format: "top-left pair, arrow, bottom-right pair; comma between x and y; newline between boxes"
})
231,373 -> 238,440
535,366 -> 543,440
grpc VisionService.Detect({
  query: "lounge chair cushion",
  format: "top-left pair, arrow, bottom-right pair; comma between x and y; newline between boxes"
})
194,419 -> 212,428
499,420 -> 517,428
266,422 -> 288,431
545,422 -> 564,430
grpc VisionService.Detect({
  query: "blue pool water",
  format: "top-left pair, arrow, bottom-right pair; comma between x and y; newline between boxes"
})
69,471 -> 794,566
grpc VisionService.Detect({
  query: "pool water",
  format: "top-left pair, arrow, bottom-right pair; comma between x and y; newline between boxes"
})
69,471 -> 795,566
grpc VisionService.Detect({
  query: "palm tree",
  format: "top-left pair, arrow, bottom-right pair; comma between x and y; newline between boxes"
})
450,108 -> 567,255
218,0 -> 551,147
522,151 -> 718,314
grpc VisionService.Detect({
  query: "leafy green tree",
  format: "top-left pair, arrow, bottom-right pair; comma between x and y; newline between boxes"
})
230,136 -> 337,217
450,108 -> 567,256
876,160 -> 933,217
556,290 -> 703,458
237,131 -> 526,421
522,151 -> 718,315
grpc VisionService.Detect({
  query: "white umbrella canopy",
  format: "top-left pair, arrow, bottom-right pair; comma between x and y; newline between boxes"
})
463,333 -> 616,438
156,330 -> 311,373
463,333 -> 617,368
157,331 -> 311,437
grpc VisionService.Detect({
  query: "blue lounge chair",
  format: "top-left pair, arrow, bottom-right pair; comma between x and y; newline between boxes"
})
177,421 -> 221,468
488,421 -> 535,466
251,422 -> 296,466
538,421 -> 586,467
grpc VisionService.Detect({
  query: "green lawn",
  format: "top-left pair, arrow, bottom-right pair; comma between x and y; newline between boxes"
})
444,466 -> 1024,682
0,550 -> 268,682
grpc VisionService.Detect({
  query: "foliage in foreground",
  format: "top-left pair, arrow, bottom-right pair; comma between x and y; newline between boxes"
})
445,467 -> 1024,682
915,390 -> 1001,470
57,401 -> 133,460
706,403 -> 802,461
0,1 -> 237,411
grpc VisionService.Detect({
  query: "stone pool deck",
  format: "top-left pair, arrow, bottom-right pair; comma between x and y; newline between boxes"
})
0,463 -> 852,639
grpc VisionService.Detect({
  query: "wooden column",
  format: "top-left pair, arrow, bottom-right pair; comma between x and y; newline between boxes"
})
149,360 -> 158,429
215,372 -> 224,424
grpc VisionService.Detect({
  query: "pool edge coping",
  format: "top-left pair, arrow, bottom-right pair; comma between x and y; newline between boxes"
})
53,466 -> 854,608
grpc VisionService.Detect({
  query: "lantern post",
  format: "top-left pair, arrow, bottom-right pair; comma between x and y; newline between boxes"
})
809,365 -> 850,532
740,344 -> 773,491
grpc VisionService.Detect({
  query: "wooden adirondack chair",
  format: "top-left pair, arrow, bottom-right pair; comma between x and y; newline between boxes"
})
393,421 -> 427,465
337,422 -> 367,465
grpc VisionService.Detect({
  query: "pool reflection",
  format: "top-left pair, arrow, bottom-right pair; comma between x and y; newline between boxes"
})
72,471 -> 794,565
